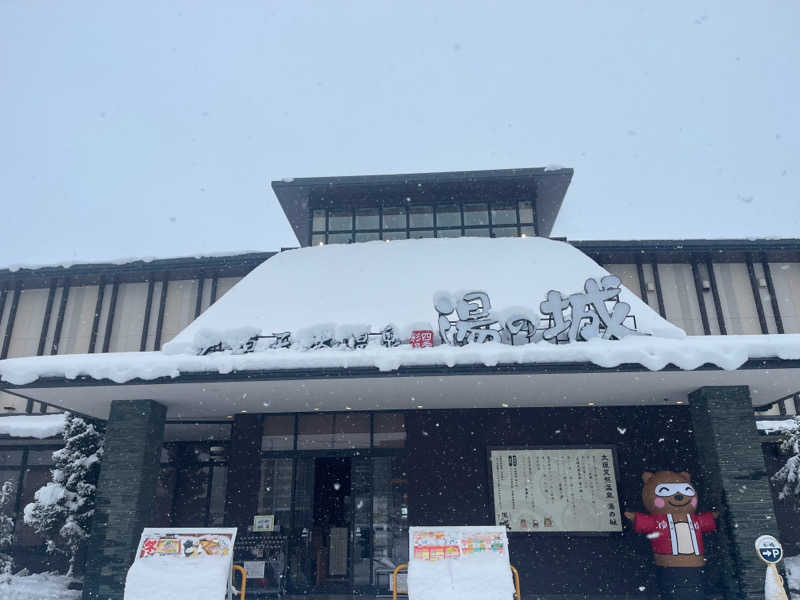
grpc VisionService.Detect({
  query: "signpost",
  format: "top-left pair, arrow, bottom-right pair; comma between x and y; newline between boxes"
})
755,534 -> 789,600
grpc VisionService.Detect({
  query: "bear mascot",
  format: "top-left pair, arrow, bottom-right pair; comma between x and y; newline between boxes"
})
624,471 -> 718,600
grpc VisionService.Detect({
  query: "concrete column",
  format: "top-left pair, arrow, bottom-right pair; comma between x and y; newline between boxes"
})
689,386 -> 779,600
83,400 -> 166,600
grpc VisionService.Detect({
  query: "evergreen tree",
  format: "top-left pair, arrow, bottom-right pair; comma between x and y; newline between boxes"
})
0,479 -> 15,579
23,414 -> 103,578
771,416 -> 800,510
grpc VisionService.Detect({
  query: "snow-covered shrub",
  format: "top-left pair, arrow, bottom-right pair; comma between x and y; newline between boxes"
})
771,416 -> 800,509
23,414 -> 103,577
0,480 -> 15,578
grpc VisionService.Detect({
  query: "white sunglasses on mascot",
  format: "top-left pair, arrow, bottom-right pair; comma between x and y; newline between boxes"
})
654,483 -> 697,497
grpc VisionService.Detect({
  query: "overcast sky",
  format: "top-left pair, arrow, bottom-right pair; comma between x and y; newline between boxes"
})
1,1 -> 798,268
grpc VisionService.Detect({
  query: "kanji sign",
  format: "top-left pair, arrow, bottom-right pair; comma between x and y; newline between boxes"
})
410,330 -> 434,348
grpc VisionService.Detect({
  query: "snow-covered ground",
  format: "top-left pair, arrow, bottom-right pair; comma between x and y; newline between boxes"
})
0,573 -> 79,600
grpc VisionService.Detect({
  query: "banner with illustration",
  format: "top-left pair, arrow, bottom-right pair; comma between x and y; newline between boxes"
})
490,447 -> 622,533
124,527 -> 238,600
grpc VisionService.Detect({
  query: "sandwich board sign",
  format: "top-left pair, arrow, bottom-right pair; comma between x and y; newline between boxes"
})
124,527 -> 238,600
407,526 -> 515,600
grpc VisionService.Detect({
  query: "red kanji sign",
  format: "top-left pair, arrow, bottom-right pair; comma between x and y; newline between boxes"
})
410,330 -> 434,348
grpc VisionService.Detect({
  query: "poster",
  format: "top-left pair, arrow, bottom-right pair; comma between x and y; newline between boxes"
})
489,447 -> 622,533
253,514 -> 275,532
136,529 -> 235,559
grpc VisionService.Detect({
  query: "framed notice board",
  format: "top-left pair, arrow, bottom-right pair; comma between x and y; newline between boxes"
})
488,446 -> 622,534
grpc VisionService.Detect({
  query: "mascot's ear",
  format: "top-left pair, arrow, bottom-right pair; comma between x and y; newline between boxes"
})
679,471 -> 691,482
642,472 -> 654,483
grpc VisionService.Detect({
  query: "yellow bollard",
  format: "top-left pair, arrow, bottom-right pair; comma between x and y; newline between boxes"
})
232,564 -> 247,600
392,563 -> 408,600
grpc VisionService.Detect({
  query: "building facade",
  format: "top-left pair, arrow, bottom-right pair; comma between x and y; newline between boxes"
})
0,168 -> 798,600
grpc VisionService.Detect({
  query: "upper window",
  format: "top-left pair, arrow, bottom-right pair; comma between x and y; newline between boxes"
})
311,200 -> 535,244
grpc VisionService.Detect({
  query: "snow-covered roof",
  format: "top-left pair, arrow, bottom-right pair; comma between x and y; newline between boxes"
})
163,236 -> 684,355
0,238 -> 800,403
756,418 -> 798,434
0,413 -> 66,438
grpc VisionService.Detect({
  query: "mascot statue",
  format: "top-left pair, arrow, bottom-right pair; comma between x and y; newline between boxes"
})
625,471 -> 718,600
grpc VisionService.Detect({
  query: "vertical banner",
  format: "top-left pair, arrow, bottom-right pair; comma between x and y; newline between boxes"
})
490,447 -> 622,533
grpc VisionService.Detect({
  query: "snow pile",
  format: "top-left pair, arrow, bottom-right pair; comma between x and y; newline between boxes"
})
124,557 -> 231,600
0,572 -> 80,600
0,414 -> 67,438
163,237 -> 685,355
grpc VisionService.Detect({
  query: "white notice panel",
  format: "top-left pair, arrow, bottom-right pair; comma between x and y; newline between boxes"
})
490,447 -> 622,533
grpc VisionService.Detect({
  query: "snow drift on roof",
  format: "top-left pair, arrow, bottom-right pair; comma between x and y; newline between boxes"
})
0,413 -> 66,438
163,237 -> 685,355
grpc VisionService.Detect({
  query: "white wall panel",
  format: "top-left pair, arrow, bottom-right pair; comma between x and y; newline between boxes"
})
215,277 -> 241,301
108,282 -> 148,352
160,279 -> 199,347
657,264 -> 704,335
694,263 -> 721,335
143,281 -> 162,351
58,285 -> 99,355
6,288 -> 49,358
93,283 -> 113,351
43,287 -> 63,354
714,263 -> 761,334
604,264 -> 641,299
770,262 -> 800,333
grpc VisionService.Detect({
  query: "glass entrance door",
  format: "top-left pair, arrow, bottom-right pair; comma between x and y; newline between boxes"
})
259,412 -> 409,595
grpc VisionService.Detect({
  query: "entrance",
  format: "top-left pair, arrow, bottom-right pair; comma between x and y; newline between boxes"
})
287,455 -> 375,594
258,412 -> 409,595
311,457 -> 352,592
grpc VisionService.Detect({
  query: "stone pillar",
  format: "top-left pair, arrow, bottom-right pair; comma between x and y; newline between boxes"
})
224,414 -> 262,528
689,386 -> 779,600
83,400 -> 167,600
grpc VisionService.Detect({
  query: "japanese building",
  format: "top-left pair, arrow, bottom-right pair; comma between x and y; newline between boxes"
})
1,167 -> 799,600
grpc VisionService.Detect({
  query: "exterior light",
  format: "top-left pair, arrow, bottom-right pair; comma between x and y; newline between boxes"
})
587,402 -> 596,406
318,242 -> 324,246
226,415 -> 233,419
313,407 -> 320,411
240,409 -> 247,413
416,405 -> 424,409
676,400 -> 685,405
345,406 -> 352,410
501,403 -> 509,408
521,233 -> 527,238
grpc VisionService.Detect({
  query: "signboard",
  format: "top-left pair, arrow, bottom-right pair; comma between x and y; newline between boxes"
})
125,528 -> 237,600
199,276 -> 645,356
253,514 -> 275,532
407,526 -> 514,600
489,447 -> 622,533
755,535 -> 784,564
